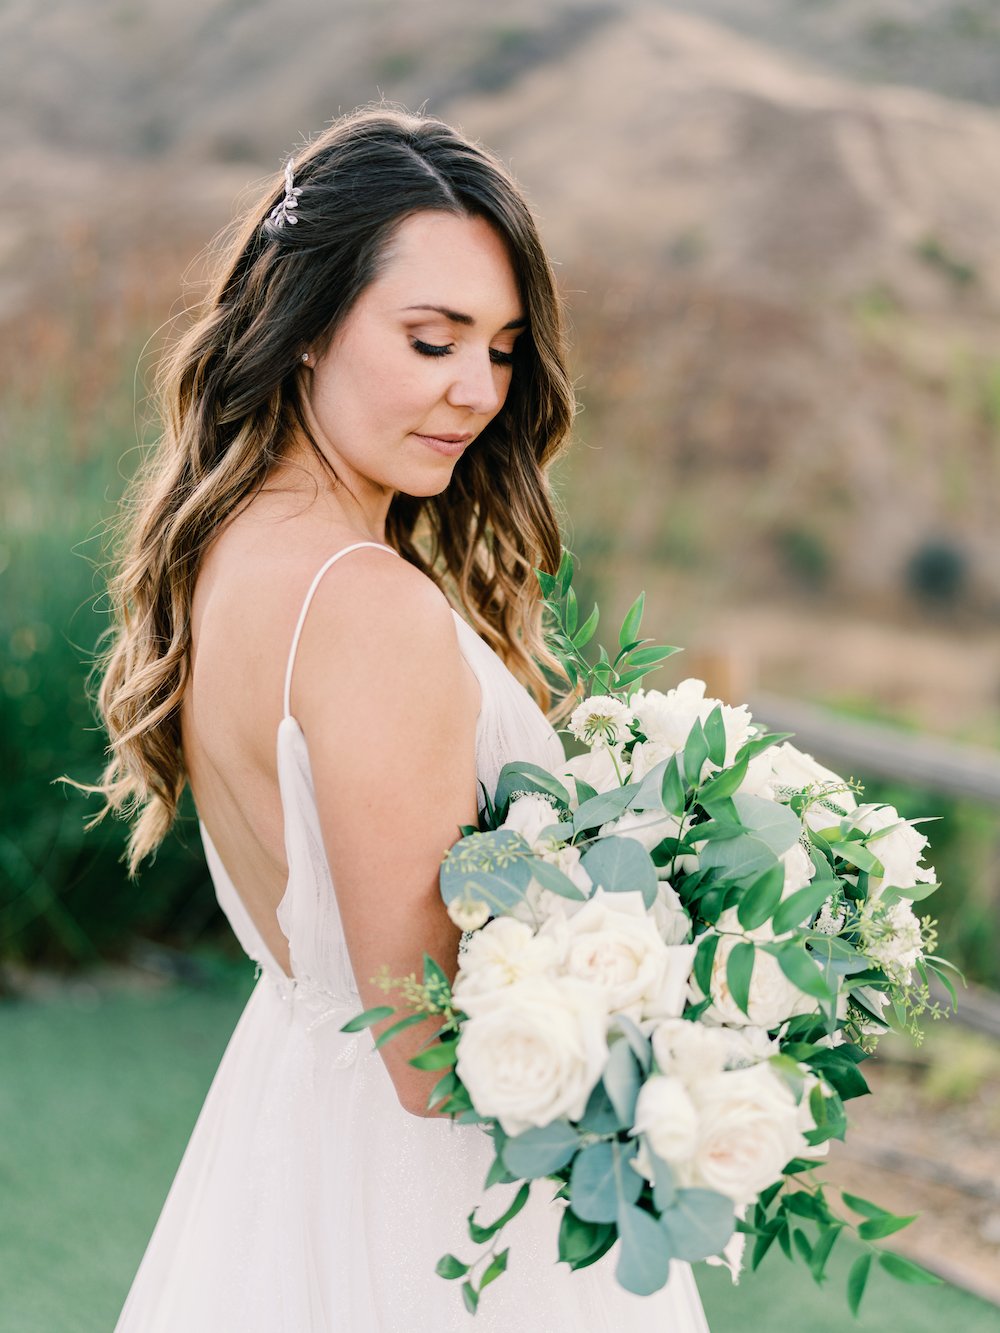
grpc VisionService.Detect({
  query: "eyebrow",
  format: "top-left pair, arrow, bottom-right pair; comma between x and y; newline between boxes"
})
402,304 -> 528,331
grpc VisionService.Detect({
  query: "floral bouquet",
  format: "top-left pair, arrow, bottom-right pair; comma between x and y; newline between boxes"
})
344,552 -> 956,1317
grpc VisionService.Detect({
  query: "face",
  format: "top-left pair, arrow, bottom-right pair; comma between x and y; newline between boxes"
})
302,210 -> 526,503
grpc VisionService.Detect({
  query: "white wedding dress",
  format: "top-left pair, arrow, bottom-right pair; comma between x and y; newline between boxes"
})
115,542 -> 711,1333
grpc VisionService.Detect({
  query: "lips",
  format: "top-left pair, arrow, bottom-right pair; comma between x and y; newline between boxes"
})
413,431 -> 473,457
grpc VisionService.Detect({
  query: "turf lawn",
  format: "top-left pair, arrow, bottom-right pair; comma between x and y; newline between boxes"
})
2,970 -> 997,1332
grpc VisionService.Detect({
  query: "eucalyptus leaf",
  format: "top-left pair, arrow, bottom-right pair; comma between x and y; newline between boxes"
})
570,1139 -> 641,1223
731,795 -> 803,856
616,1201 -> 672,1296
439,829 -> 533,915
502,1122 -> 579,1179
603,1038 -> 641,1125
527,855 -> 589,901
494,763 -> 571,816
573,785 -> 639,833
659,1189 -> 736,1263
580,836 -> 658,908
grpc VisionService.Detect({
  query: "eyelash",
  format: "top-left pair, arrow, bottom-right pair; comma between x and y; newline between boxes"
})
410,338 -> 515,367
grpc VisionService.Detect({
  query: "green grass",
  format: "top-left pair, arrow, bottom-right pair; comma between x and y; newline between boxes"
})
1,975 -> 997,1332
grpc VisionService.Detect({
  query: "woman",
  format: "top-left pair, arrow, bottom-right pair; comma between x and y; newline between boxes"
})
98,108 -> 710,1331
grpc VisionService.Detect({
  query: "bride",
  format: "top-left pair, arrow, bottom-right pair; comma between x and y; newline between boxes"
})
97,107 -> 710,1331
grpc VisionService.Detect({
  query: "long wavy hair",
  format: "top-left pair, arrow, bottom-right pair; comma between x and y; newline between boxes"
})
91,107 -> 576,873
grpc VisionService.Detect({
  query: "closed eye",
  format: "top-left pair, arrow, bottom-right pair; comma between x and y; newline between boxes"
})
410,338 -> 515,367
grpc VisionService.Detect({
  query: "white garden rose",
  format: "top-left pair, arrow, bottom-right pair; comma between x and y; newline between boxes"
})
545,889 -> 694,1021
633,1075 -> 700,1167
562,744 -> 629,797
453,917 -> 562,1005
501,793 -> 560,847
687,1063 -> 813,1205
631,680 -> 753,781
650,1017 -> 730,1084
455,975 -> 608,1135
848,803 -> 936,901
719,1026 -> 781,1070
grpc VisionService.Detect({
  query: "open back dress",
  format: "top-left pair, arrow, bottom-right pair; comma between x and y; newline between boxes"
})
114,541 -> 711,1333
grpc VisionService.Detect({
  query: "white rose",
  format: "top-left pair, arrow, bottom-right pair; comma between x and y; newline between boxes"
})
650,1017 -> 730,1083
848,803 -> 936,901
456,975 -> 608,1136
453,916 -> 562,1005
633,1075 -> 700,1167
501,793 -> 560,847
545,889 -> 693,1021
688,1063 -> 811,1206
719,1026 -> 781,1070
632,680 -> 753,780
562,745 -> 629,797
697,918 -> 819,1029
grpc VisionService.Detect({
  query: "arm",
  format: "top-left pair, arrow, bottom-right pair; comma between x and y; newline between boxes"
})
291,551 -> 480,1116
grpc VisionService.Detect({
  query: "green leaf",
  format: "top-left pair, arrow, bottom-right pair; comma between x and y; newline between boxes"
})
573,604 -> 600,649
462,1281 -> 479,1315
792,1228 -> 813,1265
558,1209 -> 615,1267
339,1005 -> 394,1033
828,841 -> 884,876
726,939 -> 756,1018
768,943 -> 835,1001
858,1215 -> 917,1241
503,1123 -> 579,1179
619,591 -> 646,650
565,585 -> 579,637
703,705 -> 728,769
698,751 -> 751,806
809,1223 -> 842,1283
535,568 -> 559,598
467,1182 -> 532,1243
684,720 -> 711,787
580,836 -> 658,908
661,754 -> 688,816
603,1038 -> 641,1125
578,1080 -> 624,1134
847,1252 -> 872,1316
427,1070 -> 460,1110
573,785 -> 638,833
569,1139 -> 641,1223
773,879 -> 837,935
485,1153 -> 518,1189
612,1013 -> 653,1074
650,1149 -> 676,1213
841,1192 -> 893,1221
659,1188 -> 736,1263
693,932 -> 721,1001
616,1200 -> 672,1296
624,644 -> 679,668
699,832 -> 781,887
731,794 -> 804,856
480,1247 -> 509,1291
408,1041 -> 457,1071
527,855 -> 588,901
436,1253 -> 470,1279
737,863 -> 785,931
439,829 -> 534,915
557,548 -> 575,596
373,1010 -> 428,1050
877,1252 -> 942,1285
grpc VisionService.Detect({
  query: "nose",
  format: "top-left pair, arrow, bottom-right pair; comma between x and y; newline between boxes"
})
445,349 -> 505,417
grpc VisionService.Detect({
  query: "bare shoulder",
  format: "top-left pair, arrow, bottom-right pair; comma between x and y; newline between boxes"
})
288,546 -> 475,728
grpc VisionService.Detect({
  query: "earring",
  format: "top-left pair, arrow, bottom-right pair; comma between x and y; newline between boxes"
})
301,352 -> 310,364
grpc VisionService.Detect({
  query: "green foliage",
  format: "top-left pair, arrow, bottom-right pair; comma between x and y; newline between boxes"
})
0,370 -> 218,967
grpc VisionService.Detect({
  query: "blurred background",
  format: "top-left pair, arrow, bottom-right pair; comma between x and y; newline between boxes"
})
2,0 -> 999,1328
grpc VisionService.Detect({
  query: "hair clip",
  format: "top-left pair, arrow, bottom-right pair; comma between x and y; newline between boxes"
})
269,159 -> 303,228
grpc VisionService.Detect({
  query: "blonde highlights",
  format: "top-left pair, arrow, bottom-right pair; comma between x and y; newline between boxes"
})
92,107 -> 576,872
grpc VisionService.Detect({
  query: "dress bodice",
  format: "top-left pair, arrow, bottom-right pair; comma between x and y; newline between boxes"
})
202,603 -> 565,1014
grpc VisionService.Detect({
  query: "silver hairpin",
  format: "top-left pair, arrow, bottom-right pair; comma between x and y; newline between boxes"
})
269,159 -> 303,228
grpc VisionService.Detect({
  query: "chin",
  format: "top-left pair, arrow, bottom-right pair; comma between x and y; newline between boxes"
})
398,463 -> 461,499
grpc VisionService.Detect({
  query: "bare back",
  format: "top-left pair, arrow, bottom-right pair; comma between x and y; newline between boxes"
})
181,485 -> 480,982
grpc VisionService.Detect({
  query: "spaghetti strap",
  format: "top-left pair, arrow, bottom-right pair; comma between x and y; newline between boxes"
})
282,541 -> 398,719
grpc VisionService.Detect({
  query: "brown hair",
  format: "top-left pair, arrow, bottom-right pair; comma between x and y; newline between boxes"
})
91,106 -> 576,872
